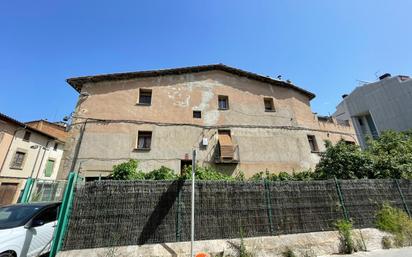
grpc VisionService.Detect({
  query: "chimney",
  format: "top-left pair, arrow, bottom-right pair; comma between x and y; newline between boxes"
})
379,73 -> 391,80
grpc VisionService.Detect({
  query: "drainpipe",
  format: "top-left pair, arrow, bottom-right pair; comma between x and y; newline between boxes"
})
0,126 -> 26,174
29,146 -> 43,177
70,119 -> 89,176
34,140 -> 51,180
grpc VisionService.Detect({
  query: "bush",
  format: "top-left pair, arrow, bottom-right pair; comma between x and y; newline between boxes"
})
250,170 -> 315,182
281,247 -> 297,257
144,166 -> 178,180
181,165 -> 236,181
111,159 -> 141,180
375,203 -> 412,247
335,219 -> 355,254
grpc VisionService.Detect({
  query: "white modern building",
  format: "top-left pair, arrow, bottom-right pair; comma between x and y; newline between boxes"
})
333,74 -> 412,148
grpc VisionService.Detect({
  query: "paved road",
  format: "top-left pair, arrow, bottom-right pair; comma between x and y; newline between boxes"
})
320,247 -> 412,257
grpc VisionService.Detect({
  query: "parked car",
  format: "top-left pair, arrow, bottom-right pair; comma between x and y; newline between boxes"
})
0,202 -> 61,257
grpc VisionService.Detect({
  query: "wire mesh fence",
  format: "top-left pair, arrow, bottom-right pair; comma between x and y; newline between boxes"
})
29,179 -> 67,202
62,179 -> 412,251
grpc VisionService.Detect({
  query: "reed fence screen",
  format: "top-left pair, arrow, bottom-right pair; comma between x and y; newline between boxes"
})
62,179 -> 412,250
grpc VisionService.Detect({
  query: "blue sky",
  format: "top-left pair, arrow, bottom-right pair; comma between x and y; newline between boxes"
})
1,0 -> 411,122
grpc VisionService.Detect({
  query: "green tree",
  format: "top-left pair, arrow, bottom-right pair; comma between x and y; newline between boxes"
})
314,140 -> 373,179
366,130 -> 412,179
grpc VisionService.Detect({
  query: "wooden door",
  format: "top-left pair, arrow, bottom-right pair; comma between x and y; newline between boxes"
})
0,183 -> 18,205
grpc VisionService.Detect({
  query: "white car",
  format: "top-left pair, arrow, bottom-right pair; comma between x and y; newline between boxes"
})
0,202 -> 60,257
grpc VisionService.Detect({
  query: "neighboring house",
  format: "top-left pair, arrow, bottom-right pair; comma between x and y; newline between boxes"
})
0,113 -> 65,205
333,74 -> 412,148
59,64 -> 356,180
26,119 -> 68,142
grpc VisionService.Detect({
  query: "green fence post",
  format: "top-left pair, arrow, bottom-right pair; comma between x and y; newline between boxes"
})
334,177 -> 349,221
176,187 -> 182,242
395,179 -> 411,217
20,178 -> 34,203
264,179 -> 275,235
49,172 -> 78,257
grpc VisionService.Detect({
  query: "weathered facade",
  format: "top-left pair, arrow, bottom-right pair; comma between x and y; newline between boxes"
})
334,74 -> 412,148
60,64 -> 356,180
0,113 -> 65,205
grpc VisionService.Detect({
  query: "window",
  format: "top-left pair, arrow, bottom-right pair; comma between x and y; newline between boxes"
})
11,151 -> 26,169
264,98 -> 275,112
218,95 -> 229,110
218,130 -> 234,160
33,205 -> 59,225
44,159 -> 55,177
307,135 -> 319,152
53,143 -> 59,151
137,131 -> 152,150
344,140 -> 355,145
23,131 -> 31,141
138,89 -> 152,105
193,110 -> 201,119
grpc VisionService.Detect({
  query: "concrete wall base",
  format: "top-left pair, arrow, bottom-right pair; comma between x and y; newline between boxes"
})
57,228 -> 389,257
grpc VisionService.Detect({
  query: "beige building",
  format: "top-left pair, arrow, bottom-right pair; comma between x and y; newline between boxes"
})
60,64 -> 356,180
0,113 -> 65,205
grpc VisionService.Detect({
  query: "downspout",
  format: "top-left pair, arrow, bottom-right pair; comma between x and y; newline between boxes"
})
34,140 -> 51,180
0,126 -> 26,174
70,118 -> 89,176
29,146 -> 43,177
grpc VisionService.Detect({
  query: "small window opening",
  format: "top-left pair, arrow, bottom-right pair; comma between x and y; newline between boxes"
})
23,131 -> 31,141
264,98 -> 275,112
307,135 -> 319,152
11,151 -> 26,169
138,89 -> 152,105
137,131 -> 152,150
53,143 -> 59,151
193,110 -> 201,119
218,95 -> 229,110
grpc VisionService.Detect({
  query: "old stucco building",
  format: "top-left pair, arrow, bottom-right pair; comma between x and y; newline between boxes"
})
60,64 -> 356,180
0,113 -> 66,205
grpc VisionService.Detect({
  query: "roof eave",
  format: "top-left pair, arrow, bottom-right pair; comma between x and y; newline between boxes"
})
66,64 -> 316,100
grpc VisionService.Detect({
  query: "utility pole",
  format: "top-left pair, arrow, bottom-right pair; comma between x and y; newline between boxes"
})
191,149 -> 196,257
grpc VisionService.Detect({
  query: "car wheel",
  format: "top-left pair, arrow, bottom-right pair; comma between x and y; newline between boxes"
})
0,251 -> 15,257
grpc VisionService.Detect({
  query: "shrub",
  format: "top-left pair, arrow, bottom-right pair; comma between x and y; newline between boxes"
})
181,165 -> 235,181
335,219 -> 355,254
281,247 -> 297,257
111,159 -> 140,180
144,166 -> 178,180
375,203 -> 412,247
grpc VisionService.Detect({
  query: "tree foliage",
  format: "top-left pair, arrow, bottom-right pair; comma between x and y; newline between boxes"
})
315,130 -> 412,179
110,130 -> 412,181
314,141 -> 373,179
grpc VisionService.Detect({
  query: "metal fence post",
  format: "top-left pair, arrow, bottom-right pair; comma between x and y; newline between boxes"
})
20,177 -> 34,203
49,172 -> 78,257
334,177 -> 349,221
395,179 -> 411,217
264,180 -> 275,235
176,186 -> 182,242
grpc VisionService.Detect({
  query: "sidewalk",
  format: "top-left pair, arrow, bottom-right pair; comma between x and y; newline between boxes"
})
319,247 -> 412,257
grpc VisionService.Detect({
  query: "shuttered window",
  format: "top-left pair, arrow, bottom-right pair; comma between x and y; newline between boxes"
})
44,159 -> 55,177
11,151 -> 26,169
218,131 -> 234,160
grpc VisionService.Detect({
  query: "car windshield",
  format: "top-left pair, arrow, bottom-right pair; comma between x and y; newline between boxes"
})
0,205 -> 42,229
